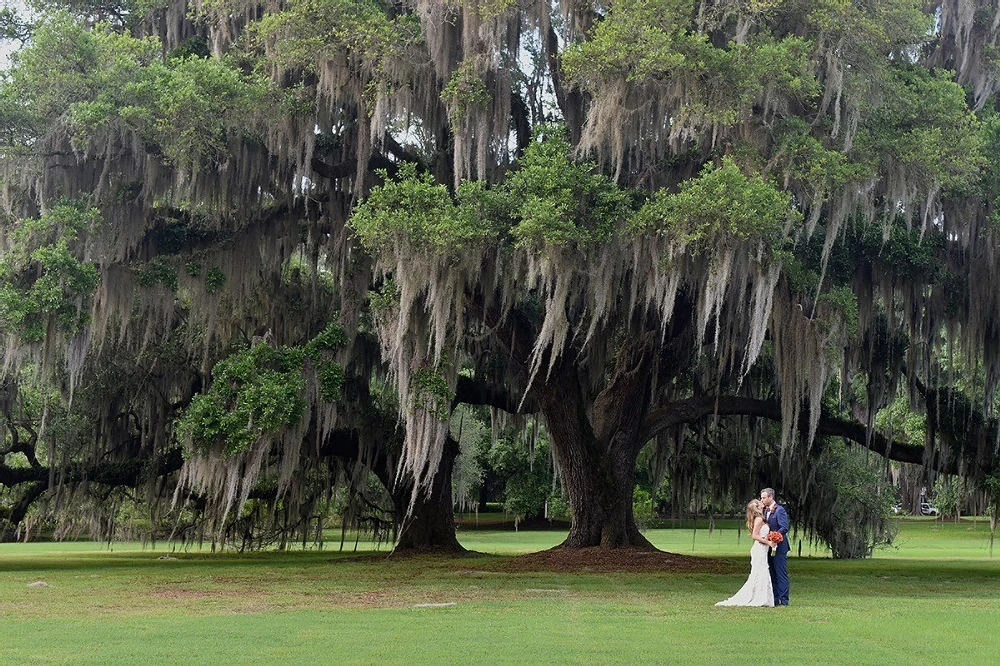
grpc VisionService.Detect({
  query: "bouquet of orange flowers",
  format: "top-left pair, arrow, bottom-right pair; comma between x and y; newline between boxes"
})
766,531 -> 784,554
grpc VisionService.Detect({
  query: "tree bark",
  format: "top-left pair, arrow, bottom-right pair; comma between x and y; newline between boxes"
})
319,424 -> 463,552
540,348 -> 655,549
0,481 -> 47,542
393,437 -> 463,552
546,26 -> 586,145
464,298 -> 663,549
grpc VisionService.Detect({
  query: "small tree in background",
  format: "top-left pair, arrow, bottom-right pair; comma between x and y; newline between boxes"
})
808,442 -> 898,559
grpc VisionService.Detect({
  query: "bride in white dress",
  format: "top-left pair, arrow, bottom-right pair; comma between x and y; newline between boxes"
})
716,499 -> 774,607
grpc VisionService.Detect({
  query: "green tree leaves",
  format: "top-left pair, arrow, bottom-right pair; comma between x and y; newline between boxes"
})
351,163 -> 502,254
505,129 -> 634,249
351,129 -> 635,254
854,67 -> 983,192
0,202 -> 101,342
4,13 -> 278,169
633,157 -> 798,251
245,0 -> 419,75
178,343 -> 308,456
177,322 -> 347,456
562,0 -> 819,128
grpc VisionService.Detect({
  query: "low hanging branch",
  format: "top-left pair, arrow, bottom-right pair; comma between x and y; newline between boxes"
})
0,448 -> 184,490
639,395 -> 951,472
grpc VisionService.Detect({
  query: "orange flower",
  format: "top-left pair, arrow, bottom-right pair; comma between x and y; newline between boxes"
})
767,532 -> 784,545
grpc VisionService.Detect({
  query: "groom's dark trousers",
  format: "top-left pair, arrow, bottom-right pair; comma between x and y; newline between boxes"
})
766,504 -> 790,606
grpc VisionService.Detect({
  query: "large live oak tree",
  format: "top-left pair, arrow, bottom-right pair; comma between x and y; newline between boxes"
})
4,0 -> 1000,551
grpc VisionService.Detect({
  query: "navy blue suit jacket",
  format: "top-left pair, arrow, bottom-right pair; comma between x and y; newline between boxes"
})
765,504 -> 790,555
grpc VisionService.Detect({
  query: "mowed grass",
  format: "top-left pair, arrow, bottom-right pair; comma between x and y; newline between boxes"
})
0,519 -> 998,665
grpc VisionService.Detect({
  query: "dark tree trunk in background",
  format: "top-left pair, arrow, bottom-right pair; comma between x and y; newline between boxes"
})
393,437 -> 463,552
322,423 -> 462,552
477,470 -> 491,513
0,481 -> 47,542
0,448 -> 184,542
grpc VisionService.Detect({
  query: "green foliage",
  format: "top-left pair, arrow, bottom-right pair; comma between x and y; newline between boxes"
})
802,0 -> 931,42
23,1 -> 169,28
0,6 -> 32,42
316,359 -> 344,402
976,110 -> 1000,228
799,216 -> 945,291
442,60 -> 491,122
505,128 -> 635,249
487,434 -> 554,522
932,476 -> 966,519
780,215 -> 946,334
304,321 -> 348,359
178,343 -> 308,455
857,219 -> 944,282
854,67 -> 983,192
4,13 -> 279,168
135,257 -> 178,290
563,0 -> 819,126
281,255 -> 338,300
773,116 -> 870,189
816,284 -> 859,334
245,0 -> 420,75
982,469 -> 1000,499
351,163 -> 502,254
410,361 -> 454,420
352,128 -> 633,254
0,202 -> 101,342
178,322 -> 347,454
632,487 -> 655,530
85,53 -> 275,167
368,278 -> 400,313
633,157 -> 798,252
810,441 -> 898,559
167,35 -> 211,61
875,395 -> 927,447
204,267 -> 226,294
561,0 -> 698,83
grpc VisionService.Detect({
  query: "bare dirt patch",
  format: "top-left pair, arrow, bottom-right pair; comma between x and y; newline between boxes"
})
151,588 -> 224,600
325,547 -> 735,575
321,590 -> 409,609
490,547 -> 738,574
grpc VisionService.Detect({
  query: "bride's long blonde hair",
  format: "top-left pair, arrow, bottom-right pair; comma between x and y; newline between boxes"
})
745,499 -> 764,532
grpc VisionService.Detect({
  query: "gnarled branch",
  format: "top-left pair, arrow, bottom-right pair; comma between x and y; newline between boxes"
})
639,395 -> 949,472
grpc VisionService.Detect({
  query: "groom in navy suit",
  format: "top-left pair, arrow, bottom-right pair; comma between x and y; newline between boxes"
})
761,487 -> 790,606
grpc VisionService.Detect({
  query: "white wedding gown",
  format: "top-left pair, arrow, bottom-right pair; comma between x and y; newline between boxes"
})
715,524 -> 774,607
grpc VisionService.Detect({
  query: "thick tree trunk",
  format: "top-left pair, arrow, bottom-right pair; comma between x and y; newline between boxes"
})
320,424 -> 462,552
468,300 -> 662,550
540,352 -> 655,549
393,438 -> 463,552
555,437 -> 652,549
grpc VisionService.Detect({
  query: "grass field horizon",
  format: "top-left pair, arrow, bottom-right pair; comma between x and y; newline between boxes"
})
2,518 -> 998,664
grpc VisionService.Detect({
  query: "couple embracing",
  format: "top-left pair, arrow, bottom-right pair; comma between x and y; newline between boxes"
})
715,488 -> 790,608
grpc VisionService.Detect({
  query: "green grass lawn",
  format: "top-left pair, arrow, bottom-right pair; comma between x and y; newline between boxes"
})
1,519 -> 998,665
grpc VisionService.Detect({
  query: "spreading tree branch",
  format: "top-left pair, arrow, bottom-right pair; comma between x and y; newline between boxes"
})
639,395 -> 951,472
454,375 -> 537,414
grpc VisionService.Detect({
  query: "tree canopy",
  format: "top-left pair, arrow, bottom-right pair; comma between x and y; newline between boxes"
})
3,0 -> 1000,552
